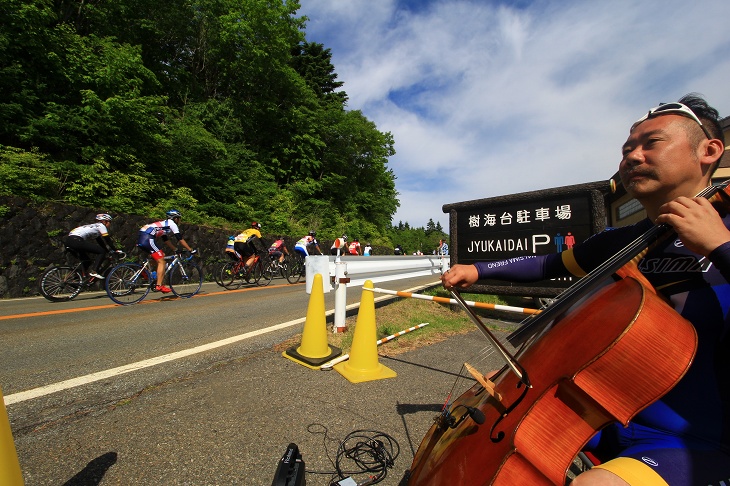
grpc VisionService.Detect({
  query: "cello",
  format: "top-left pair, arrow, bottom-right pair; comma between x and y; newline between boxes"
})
407,181 -> 730,485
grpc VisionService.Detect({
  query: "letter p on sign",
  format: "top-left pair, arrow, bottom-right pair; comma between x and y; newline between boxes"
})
532,234 -> 550,253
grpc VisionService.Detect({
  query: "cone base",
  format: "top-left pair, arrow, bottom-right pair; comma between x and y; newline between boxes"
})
333,361 -> 397,383
283,345 -> 342,370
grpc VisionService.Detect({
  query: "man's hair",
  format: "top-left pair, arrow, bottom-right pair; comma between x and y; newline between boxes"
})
678,93 -> 725,174
679,93 -> 725,145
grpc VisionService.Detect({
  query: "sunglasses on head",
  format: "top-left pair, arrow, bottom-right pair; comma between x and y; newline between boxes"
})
633,102 -> 712,140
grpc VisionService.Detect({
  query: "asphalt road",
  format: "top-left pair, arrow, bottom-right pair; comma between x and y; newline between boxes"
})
1,274 -> 507,485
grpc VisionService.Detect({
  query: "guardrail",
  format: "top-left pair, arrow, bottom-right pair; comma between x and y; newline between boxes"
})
304,255 -> 450,331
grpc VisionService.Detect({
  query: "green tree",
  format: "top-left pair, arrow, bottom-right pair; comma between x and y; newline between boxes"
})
426,218 -> 436,235
0,0 -> 402,239
291,41 -> 348,106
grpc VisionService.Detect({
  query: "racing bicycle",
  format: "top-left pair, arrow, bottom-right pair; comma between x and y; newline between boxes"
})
39,248 -> 127,302
285,253 -> 306,284
105,251 -> 202,305
218,251 -> 273,289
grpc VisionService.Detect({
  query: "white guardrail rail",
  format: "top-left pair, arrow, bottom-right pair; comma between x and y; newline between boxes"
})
304,254 -> 450,331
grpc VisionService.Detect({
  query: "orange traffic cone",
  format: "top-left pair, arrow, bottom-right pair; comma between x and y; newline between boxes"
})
283,273 -> 341,369
334,280 -> 397,383
1,386 -> 24,485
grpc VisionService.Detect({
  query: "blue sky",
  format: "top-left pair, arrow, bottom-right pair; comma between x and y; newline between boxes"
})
297,0 -> 730,230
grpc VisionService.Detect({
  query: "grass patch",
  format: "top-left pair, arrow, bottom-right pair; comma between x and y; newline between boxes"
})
330,286 -> 521,356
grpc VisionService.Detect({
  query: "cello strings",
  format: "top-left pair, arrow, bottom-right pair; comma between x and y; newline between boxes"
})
443,327 -> 526,410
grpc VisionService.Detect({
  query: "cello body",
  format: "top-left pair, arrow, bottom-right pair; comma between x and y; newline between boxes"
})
407,272 -> 697,485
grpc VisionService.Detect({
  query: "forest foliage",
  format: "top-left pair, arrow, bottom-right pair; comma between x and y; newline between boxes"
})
0,0 -> 448,249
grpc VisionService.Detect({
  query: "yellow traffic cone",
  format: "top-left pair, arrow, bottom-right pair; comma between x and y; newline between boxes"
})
334,280 -> 397,383
1,386 -> 24,485
283,273 -> 341,370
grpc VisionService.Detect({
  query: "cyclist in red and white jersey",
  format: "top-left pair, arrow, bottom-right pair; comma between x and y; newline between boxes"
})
269,236 -> 289,264
64,213 -> 119,279
137,209 -> 194,293
348,238 -> 362,256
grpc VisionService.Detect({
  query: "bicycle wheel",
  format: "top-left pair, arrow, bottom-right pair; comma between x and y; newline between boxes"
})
255,258 -> 272,286
279,260 -> 289,279
39,265 -> 84,301
220,261 -> 242,290
169,260 -> 203,297
286,256 -> 304,284
248,258 -> 261,285
106,263 -> 151,305
271,259 -> 287,278
212,261 -> 227,287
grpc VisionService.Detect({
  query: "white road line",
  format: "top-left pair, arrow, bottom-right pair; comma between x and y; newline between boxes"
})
4,318 -> 306,406
4,281 -> 439,406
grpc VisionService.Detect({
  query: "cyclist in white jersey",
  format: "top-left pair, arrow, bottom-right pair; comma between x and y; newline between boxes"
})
64,213 -> 118,279
137,209 -> 194,293
294,231 -> 321,258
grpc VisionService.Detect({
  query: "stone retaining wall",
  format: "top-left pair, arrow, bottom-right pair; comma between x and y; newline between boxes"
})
0,196 -> 391,298
0,196 -> 246,298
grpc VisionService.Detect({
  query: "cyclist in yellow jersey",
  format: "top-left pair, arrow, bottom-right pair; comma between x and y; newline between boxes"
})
233,222 -> 262,271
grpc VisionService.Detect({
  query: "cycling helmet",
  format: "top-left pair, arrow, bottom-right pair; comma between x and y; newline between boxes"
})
252,221 -> 261,229
309,230 -> 316,237
342,234 -> 347,240
95,213 -> 113,222
166,209 -> 182,219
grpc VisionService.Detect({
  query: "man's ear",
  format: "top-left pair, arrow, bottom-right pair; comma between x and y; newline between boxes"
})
700,138 -> 725,175
703,138 -> 725,164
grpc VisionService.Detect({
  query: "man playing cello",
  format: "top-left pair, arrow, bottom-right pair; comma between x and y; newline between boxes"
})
443,94 -> 730,485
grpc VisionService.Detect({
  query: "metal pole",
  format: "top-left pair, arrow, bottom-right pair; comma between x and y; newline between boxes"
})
334,260 -> 348,332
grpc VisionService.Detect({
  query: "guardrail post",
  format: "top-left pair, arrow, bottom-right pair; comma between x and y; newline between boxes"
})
305,256 -> 331,294
334,260 -> 349,332
440,256 -> 450,275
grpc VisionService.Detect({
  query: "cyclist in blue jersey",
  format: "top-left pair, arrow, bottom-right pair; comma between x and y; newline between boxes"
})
137,209 -> 194,293
443,94 -> 730,486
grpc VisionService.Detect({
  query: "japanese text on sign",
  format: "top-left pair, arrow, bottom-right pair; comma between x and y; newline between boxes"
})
468,205 -> 572,228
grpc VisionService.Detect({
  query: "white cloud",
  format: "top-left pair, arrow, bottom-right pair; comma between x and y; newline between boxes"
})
299,0 -> 730,229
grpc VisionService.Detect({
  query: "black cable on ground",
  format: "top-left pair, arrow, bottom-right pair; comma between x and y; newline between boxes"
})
305,424 -> 400,485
